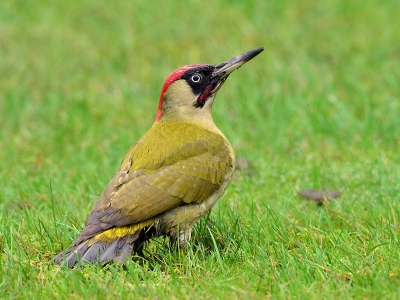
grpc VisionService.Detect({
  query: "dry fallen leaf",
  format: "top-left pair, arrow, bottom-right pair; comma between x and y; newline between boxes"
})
235,157 -> 258,177
298,189 -> 341,206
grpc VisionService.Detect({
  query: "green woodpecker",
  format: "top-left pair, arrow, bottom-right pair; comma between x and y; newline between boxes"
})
52,47 -> 264,267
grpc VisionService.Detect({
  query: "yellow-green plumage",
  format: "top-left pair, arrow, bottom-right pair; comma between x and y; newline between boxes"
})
90,122 -> 234,232
52,121 -> 235,266
51,47 -> 263,267
86,122 -> 234,242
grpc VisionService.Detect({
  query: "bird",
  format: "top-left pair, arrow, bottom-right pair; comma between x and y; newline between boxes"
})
51,47 -> 264,267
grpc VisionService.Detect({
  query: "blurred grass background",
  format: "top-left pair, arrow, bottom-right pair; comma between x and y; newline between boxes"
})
1,0 -> 400,299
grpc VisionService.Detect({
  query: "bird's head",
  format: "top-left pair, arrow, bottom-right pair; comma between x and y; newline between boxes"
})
155,47 -> 264,123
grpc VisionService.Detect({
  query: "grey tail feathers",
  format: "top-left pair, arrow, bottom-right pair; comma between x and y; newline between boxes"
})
51,232 -> 143,268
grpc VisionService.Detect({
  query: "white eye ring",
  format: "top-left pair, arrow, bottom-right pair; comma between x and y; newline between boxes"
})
191,73 -> 202,83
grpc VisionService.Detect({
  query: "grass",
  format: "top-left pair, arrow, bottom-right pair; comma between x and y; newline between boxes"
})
1,0 -> 400,298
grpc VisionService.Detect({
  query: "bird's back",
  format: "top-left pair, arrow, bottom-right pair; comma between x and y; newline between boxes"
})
76,121 -> 235,244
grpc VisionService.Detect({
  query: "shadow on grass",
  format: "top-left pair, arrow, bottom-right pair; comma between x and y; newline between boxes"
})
114,212 -> 247,273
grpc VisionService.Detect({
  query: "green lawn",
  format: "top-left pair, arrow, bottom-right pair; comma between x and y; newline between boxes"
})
1,0 -> 400,299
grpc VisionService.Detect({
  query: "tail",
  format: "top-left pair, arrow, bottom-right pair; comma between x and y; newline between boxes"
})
51,232 -> 141,267
51,219 -> 160,267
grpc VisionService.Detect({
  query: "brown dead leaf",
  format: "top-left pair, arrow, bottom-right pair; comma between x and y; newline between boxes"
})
298,189 -> 341,206
235,157 -> 258,177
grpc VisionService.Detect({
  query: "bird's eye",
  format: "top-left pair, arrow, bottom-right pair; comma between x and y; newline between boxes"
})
191,73 -> 202,83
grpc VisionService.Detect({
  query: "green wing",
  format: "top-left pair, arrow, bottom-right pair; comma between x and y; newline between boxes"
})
76,122 -> 234,242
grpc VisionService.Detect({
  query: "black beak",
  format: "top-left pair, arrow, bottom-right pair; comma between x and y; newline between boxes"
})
213,47 -> 264,79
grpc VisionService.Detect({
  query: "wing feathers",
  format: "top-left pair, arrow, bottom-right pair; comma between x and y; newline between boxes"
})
80,123 -> 234,238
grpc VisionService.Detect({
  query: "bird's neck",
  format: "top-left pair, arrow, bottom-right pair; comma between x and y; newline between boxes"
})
156,113 -> 224,138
